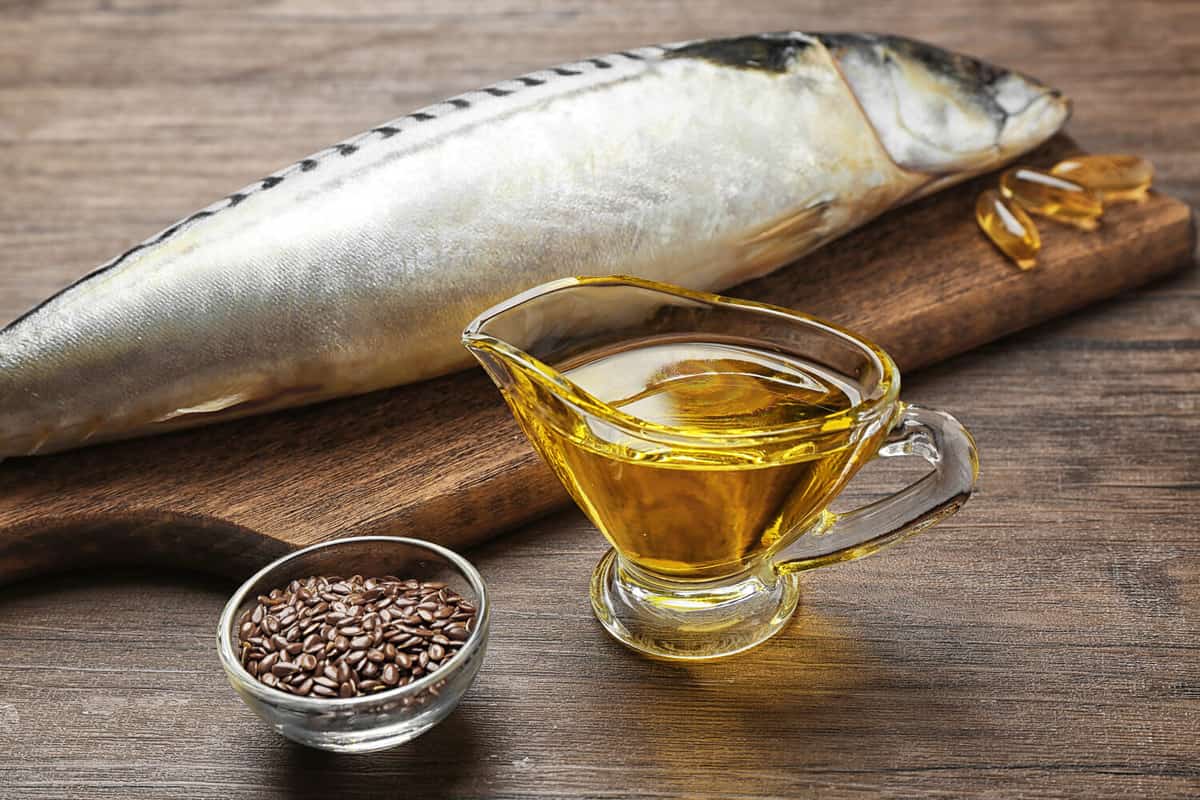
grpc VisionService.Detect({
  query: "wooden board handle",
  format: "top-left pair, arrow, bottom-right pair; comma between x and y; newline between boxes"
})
0,136 -> 1194,585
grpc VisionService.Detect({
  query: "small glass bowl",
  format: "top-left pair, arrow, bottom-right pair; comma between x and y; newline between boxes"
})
216,536 -> 490,753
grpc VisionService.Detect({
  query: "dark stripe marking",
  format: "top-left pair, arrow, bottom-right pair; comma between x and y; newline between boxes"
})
588,58 -> 612,69
184,210 -> 214,224
620,50 -> 644,60
227,193 -> 247,207
448,98 -> 470,109
300,159 -> 318,171
336,143 -> 359,156
483,86 -> 513,96
667,34 -> 810,73
410,112 -> 435,121
372,126 -> 400,138
518,76 -> 545,86
554,67 -> 582,76
260,176 -> 283,189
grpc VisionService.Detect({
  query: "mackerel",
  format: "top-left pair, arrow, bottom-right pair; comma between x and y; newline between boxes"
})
0,32 -> 1068,456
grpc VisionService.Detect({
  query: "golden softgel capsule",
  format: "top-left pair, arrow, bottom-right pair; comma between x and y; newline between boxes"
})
976,189 -> 1040,270
1051,154 -> 1154,202
999,167 -> 1103,230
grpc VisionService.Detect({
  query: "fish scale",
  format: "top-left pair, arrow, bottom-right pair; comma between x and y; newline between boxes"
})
0,32 -> 1069,457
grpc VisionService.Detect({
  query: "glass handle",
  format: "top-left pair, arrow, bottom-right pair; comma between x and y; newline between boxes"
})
775,403 -> 979,574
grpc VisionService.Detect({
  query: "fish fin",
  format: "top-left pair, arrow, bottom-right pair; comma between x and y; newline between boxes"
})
25,431 -> 52,456
152,384 -> 327,424
734,200 -> 831,281
154,393 -> 258,422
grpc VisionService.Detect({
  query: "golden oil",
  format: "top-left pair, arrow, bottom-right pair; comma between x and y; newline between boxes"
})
999,167 -> 1103,230
515,339 -> 888,579
976,188 -> 1040,270
1051,154 -> 1154,202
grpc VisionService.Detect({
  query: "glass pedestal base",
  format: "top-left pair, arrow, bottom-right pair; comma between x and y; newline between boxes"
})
589,549 -> 801,661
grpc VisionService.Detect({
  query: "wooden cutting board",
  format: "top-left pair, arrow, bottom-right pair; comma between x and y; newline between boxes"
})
0,137 -> 1193,584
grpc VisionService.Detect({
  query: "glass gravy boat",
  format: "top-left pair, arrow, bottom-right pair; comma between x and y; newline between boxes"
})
463,276 -> 978,660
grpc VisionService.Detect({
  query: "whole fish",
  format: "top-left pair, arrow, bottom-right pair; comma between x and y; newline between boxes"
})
1,32 -> 1068,457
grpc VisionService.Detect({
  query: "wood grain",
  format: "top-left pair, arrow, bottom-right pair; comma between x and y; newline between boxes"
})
0,2 -> 1197,798
0,136 -> 1192,584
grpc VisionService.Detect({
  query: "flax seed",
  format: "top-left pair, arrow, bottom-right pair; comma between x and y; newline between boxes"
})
236,574 -> 476,698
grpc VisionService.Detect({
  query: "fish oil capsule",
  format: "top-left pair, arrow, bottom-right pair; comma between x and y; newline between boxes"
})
999,167 -> 1103,230
1051,154 -> 1154,202
975,189 -> 1040,270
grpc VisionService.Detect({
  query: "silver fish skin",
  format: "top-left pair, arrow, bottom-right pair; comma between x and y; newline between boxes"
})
0,32 -> 1069,457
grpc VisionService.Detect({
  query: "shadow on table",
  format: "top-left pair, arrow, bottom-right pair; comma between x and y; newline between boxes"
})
580,601 -> 996,794
278,709 -> 482,797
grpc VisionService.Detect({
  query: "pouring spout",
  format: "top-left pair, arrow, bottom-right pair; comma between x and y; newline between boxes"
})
462,301 -> 609,471
460,333 -> 540,397
461,275 -> 654,402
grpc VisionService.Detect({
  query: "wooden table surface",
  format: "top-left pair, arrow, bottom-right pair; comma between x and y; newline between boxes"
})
1,2 -> 1197,798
